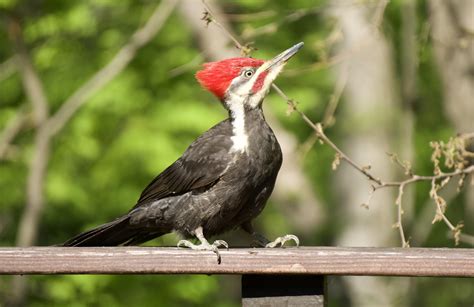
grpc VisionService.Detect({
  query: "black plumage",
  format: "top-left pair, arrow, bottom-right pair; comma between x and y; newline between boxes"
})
64,110 -> 281,246
64,43 -> 304,256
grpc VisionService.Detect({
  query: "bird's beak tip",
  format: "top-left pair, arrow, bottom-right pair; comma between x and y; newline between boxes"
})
263,42 -> 304,72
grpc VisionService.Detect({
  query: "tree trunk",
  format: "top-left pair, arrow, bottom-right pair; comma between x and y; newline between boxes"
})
330,2 -> 409,306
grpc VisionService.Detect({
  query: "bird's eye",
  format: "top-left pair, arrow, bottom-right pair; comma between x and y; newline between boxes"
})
243,69 -> 254,78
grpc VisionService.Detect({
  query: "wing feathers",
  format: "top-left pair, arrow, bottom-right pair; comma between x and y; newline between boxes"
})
132,120 -> 233,210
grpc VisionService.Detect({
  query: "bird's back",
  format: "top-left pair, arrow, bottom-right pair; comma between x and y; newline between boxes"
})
129,109 -> 282,238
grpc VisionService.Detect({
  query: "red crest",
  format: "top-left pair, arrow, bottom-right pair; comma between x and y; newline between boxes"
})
196,58 -> 264,100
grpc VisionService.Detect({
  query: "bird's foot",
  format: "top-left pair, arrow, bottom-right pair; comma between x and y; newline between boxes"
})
177,239 -> 228,264
265,234 -> 299,248
251,232 -> 271,247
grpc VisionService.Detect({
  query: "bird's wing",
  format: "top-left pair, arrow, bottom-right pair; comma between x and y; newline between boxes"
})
132,120 -> 233,209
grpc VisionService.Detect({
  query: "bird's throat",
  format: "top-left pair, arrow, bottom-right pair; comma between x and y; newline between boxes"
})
229,102 -> 248,153
226,96 -> 248,153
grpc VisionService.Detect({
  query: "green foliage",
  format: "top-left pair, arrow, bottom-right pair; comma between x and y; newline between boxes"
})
0,0 -> 472,306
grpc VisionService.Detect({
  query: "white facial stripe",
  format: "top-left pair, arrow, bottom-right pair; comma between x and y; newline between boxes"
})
248,64 -> 284,108
235,74 -> 257,96
224,62 -> 286,154
227,92 -> 248,153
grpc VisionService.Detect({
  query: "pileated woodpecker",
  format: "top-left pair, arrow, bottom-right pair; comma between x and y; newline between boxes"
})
64,42 -> 304,262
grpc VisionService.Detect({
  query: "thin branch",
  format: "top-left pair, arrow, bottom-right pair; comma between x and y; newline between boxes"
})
9,31 -> 48,124
372,0 -> 390,29
0,57 -> 17,82
45,0 -> 178,137
200,0 -> 385,184
276,80 -> 474,247
8,16 -> 52,306
284,49 -> 350,76
169,52 -> 204,77
458,233 -> 474,246
8,16 -> 50,248
430,178 -> 458,232
298,65 -> 348,159
5,4 -> 177,304
411,186 -> 458,244
394,183 -> 409,247
322,66 -> 349,127
240,1 -> 382,40
285,1 -> 390,78
379,166 -> 474,187
459,132 -> 474,139
199,3 -> 474,247
225,10 -> 276,22
201,0 -> 250,55
0,107 -> 29,159
241,6 -> 326,40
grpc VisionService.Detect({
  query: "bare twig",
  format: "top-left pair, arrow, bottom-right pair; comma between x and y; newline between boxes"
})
241,6 -> 325,40
299,65 -> 348,159
225,10 -> 276,22
284,49 -> 350,76
201,1 -> 385,180
201,0 -> 253,55
459,132 -> 474,139
458,233 -> 474,246
322,66 -> 349,127
169,53 -> 204,77
394,183 -> 409,247
379,166 -> 474,188
240,1 -> 382,40
200,3 -> 474,247
192,0 -> 326,232
285,0 -> 389,78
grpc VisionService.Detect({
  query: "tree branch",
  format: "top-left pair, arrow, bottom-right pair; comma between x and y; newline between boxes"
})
189,0 -> 326,233
0,57 -> 17,82
0,107 -> 29,159
45,0 -> 178,137
8,16 -> 50,248
8,15 -> 52,306
199,1 -> 474,247
5,3 -> 177,304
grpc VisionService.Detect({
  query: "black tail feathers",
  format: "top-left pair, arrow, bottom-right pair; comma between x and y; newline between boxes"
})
63,215 -> 164,247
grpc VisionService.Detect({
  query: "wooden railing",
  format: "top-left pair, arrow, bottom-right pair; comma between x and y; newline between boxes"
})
1,246 -> 473,306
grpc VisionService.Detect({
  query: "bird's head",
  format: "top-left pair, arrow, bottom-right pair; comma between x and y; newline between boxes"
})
196,42 -> 303,110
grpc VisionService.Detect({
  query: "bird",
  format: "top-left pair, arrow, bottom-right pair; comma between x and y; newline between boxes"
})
63,42 -> 304,263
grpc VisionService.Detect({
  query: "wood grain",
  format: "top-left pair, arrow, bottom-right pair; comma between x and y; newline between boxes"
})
0,246 -> 472,276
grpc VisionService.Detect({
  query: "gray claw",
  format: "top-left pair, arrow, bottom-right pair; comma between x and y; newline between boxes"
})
265,234 -> 299,248
212,240 -> 229,249
177,239 -> 227,264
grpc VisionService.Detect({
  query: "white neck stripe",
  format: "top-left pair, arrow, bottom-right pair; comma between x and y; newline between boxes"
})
227,94 -> 248,153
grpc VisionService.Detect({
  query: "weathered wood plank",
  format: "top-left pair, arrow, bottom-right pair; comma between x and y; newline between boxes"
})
0,246 -> 472,276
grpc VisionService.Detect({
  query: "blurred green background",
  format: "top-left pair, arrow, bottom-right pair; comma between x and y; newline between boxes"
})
1,0 -> 473,306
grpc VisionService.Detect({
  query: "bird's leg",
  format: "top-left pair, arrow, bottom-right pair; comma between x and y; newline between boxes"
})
265,234 -> 299,248
241,222 -> 270,247
242,222 -> 299,248
177,226 -> 228,264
